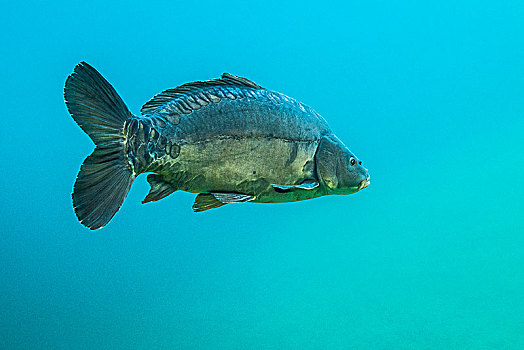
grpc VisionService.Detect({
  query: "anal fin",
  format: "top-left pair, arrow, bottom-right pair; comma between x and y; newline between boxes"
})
142,174 -> 177,204
192,192 -> 255,212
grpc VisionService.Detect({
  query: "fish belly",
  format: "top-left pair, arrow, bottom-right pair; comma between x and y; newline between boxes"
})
165,137 -> 319,198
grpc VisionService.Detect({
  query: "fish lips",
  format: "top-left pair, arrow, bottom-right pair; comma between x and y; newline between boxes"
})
358,176 -> 371,191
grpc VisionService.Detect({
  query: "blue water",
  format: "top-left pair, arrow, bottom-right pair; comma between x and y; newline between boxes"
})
1,1 -> 523,349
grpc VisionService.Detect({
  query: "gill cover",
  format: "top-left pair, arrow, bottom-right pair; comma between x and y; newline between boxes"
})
315,136 -> 345,190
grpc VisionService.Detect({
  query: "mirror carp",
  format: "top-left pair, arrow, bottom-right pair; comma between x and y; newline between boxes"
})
65,62 -> 370,229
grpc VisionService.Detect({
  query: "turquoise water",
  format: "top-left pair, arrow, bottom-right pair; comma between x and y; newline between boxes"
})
1,1 -> 523,349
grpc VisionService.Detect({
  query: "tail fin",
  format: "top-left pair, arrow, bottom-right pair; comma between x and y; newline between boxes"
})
65,62 -> 135,230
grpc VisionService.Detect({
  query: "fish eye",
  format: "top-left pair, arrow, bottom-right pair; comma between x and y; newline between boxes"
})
350,157 -> 356,166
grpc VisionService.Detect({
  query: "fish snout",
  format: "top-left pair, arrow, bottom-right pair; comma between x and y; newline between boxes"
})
358,174 -> 371,191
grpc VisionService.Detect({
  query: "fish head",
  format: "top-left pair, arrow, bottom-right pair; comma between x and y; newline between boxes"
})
336,149 -> 370,194
315,135 -> 370,195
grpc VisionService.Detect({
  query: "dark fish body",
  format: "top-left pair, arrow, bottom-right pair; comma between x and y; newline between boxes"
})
65,62 -> 370,229
126,87 -> 330,202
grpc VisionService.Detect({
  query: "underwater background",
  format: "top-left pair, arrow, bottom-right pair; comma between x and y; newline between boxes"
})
1,1 -> 523,349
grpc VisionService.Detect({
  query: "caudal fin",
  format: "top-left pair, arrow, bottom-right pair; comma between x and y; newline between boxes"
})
65,62 -> 135,230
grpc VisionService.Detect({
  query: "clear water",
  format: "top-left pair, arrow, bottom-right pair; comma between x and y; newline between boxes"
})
1,1 -> 523,349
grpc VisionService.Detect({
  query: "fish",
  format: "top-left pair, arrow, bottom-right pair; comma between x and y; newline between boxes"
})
65,62 -> 370,230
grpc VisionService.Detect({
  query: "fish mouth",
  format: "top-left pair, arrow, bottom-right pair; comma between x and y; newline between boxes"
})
358,177 -> 371,191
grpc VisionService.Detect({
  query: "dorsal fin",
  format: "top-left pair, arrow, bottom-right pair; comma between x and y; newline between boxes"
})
220,73 -> 262,89
141,73 -> 263,116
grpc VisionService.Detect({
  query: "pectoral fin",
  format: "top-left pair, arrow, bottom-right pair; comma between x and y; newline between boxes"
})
142,174 -> 177,203
271,180 -> 319,192
192,192 -> 255,212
